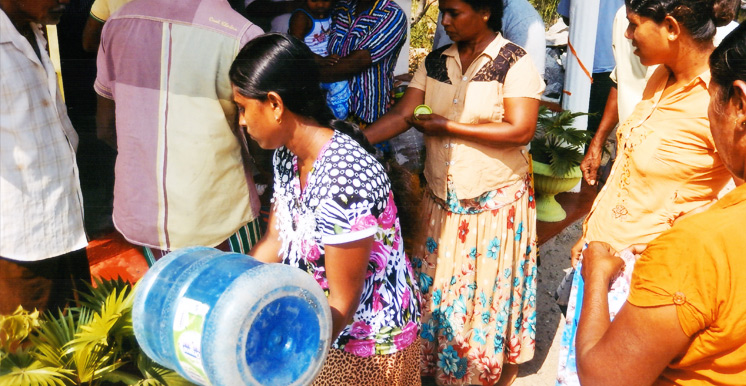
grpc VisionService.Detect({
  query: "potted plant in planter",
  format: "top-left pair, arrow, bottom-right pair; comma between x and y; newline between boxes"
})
0,277 -> 195,386
529,106 -> 593,222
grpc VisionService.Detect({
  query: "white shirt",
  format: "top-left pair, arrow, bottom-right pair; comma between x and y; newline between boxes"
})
0,9 -> 87,261
714,21 -> 739,47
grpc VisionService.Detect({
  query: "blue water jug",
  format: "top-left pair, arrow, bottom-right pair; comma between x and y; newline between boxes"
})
133,247 -> 332,386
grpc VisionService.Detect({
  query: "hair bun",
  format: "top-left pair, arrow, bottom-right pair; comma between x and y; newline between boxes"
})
712,0 -> 738,27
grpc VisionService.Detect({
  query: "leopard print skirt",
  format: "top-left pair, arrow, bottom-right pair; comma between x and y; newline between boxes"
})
312,342 -> 421,386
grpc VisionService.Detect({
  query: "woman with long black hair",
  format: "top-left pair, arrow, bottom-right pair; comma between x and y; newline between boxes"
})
229,33 -> 421,385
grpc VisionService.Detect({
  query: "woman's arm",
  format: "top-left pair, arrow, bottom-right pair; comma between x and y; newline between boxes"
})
318,49 -> 372,83
363,87 -> 425,144
248,205 -> 283,263
323,236 -> 373,341
82,16 -> 104,53
96,95 -> 117,150
576,242 -> 690,386
410,96 -> 539,147
581,86 -> 619,186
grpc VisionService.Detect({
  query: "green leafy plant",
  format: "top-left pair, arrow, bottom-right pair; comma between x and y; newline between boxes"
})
0,277 -> 195,386
530,106 -> 594,176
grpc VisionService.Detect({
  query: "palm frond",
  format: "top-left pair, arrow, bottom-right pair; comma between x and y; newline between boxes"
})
0,348 -> 73,386
136,379 -> 166,386
531,107 -> 593,175
158,372 -> 198,386
549,146 -> 586,176
528,139 -> 552,164
65,286 -> 135,383
66,284 -> 135,354
100,369 -> 145,385
137,352 -> 196,386
29,309 -> 78,368
71,340 -> 118,384
90,358 -> 127,381
548,127 -> 591,148
7,279 -> 157,386
136,352 -> 169,384
77,276 -> 132,313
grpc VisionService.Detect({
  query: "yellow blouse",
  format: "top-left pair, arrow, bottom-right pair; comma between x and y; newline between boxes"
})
409,34 -> 544,201
90,0 -> 133,22
583,67 -> 731,251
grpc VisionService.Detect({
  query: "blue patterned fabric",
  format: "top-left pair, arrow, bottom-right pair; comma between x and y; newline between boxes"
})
328,0 -> 406,122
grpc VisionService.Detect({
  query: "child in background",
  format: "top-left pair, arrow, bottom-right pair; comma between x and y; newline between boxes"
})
288,0 -> 350,119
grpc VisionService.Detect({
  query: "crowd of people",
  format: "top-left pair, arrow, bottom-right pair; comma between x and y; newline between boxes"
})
1,0 -> 745,385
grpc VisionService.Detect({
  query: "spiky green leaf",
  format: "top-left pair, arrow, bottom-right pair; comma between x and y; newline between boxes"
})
100,369 -> 144,385
549,146 -> 585,176
65,286 -> 135,383
29,309 -> 78,368
136,352 -> 196,386
136,379 -> 165,386
530,106 -> 593,175
78,277 -> 132,313
158,371 -> 198,386
0,348 -> 73,386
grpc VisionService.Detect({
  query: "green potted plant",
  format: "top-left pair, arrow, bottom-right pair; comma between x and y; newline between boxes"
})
0,277 -> 195,386
529,106 -> 593,222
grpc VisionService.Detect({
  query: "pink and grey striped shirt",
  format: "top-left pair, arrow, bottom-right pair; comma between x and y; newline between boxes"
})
95,0 -> 262,250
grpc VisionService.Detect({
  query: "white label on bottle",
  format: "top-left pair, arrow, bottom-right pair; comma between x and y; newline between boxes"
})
173,297 -> 211,385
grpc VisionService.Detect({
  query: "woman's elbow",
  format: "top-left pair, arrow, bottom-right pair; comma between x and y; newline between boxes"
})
576,355 -> 619,386
512,125 -> 536,146
576,359 -> 602,385
338,297 -> 361,322
517,130 -> 535,146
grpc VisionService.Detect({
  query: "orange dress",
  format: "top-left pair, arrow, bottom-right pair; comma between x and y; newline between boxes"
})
582,67 -> 731,251
628,184 -> 746,385
558,66 -> 732,386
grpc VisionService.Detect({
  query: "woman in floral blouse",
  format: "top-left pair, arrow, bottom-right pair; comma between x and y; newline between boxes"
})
229,33 -> 420,385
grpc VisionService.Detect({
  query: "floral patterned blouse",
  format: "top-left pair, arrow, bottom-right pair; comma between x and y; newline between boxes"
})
271,131 -> 421,357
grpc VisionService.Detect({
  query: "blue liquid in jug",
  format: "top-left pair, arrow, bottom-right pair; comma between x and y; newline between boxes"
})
242,295 -> 320,385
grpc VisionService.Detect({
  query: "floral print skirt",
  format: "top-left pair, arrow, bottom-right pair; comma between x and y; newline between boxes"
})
412,187 -> 537,386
